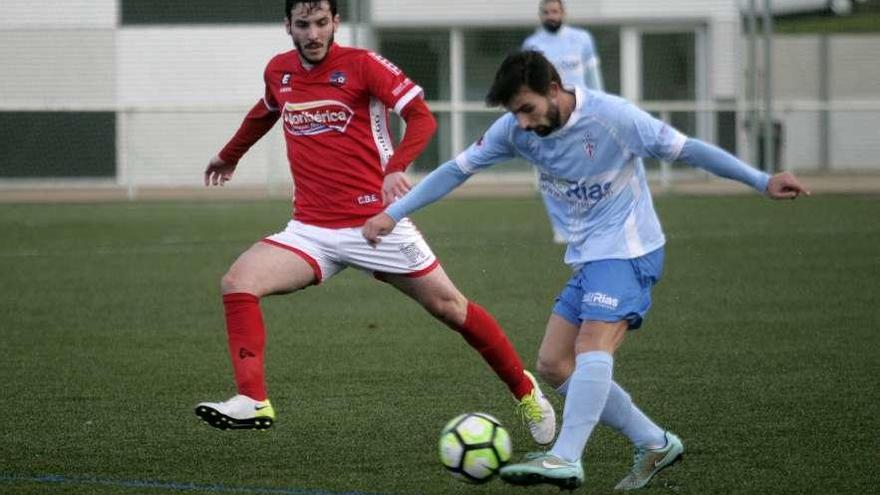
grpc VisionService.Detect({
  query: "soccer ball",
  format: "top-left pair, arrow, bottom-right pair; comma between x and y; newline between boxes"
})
438,412 -> 512,483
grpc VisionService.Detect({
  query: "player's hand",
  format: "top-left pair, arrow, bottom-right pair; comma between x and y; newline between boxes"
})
382,171 -> 411,205
362,212 -> 397,248
204,155 -> 236,186
766,171 -> 810,200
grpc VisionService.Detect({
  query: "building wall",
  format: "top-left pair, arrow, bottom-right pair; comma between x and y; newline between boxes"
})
373,0 -> 741,100
760,35 -> 880,172
371,0 -> 738,24
1,0 -> 117,28
118,26 -> 351,186
0,30 -> 116,109
2,1 -> 880,184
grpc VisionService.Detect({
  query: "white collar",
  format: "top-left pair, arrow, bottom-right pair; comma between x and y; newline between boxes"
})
558,85 -> 585,134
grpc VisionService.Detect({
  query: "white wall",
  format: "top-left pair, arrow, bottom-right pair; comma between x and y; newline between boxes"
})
371,0 -> 738,24
831,112 -> 880,170
117,25 -> 353,186
117,26 -> 292,107
1,0 -> 117,28
0,30 -> 116,109
765,35 -> 880,172
830,35 -> 880,98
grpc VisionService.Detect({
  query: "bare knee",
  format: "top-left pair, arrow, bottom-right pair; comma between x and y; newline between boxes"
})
221,267 -> 261,296
424,294 -> 469,327
535,355 -> 573,389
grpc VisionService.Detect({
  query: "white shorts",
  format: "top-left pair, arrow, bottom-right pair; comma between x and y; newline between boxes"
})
262,218 -> 439,284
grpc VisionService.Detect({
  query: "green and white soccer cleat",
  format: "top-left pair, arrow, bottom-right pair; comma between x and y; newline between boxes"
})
500,452 -> 584,490
614,431 -> 684,490
517,370 -> 557,445
195,394 -> 275,430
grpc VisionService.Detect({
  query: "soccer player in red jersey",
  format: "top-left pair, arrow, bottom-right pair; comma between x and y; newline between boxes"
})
195,0 -> 556,445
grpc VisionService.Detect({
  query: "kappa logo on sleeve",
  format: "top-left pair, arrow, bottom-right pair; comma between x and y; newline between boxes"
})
368,52 -> 402,76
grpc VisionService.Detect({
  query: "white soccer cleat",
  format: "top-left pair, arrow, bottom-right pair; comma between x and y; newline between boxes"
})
194,394 -> 275,430
516,370 -> 557,445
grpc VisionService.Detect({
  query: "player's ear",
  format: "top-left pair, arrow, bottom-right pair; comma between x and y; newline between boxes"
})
284,17 -> 292,36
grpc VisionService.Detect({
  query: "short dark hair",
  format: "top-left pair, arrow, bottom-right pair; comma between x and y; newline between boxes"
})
485,50 -> 562,107
541,0 -> 565,9
286,0 -> 338,21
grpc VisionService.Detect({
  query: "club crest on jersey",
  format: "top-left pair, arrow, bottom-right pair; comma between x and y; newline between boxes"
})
282,100 -> 354,136
329,71 -> 347,87
583,132 -> 596,159
281,73 -> 291,85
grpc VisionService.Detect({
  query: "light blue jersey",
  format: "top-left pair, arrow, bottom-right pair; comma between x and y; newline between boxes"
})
523,26 -> 603,92
385,87 -> 770,269
455,87 -> 682,266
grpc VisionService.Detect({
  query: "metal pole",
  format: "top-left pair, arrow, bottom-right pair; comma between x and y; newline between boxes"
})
348,0 -> 360,46
450,28 -> 465,156
747,0 -> 759,166
819,34 -> 830,172
762,0 -> 775,172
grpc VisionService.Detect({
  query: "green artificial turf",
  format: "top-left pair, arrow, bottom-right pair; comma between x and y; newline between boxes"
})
1,195 -> 878,494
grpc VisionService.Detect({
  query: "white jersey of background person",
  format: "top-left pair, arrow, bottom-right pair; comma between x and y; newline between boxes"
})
522,25 -> 603,93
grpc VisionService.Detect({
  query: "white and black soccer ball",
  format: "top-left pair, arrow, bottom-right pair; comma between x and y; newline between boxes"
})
438,412 -> 512,483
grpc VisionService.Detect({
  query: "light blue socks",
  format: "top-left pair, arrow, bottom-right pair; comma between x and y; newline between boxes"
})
550,351 -> 614,462
555,368 -> 666,450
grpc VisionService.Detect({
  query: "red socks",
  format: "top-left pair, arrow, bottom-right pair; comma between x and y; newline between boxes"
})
222,293 -> 267,401
455,302 -> 533,400
219,295 -> 530,402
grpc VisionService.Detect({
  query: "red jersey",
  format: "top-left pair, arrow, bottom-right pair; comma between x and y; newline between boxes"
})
219,44 -> 434,228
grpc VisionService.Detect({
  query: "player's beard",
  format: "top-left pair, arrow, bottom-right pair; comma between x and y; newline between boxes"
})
295,32 -> 335,65
542,20 -> 562,33
531,100 -> 562,137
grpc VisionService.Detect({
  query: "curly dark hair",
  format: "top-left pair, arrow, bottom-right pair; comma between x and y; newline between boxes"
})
285,0 -> 337,20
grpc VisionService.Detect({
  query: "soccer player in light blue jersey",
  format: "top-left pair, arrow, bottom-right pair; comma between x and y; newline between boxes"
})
363,51 -> 809,490
523,0 -> 604,244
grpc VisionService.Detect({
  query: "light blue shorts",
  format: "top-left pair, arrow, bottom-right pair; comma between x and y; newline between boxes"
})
552,247 -> 665,330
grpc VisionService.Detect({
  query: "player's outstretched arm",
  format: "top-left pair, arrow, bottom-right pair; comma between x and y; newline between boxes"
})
204,155 -> 236,187
677,138 -> 810,199
677,138 -> 769,192
362,159 -> 471,246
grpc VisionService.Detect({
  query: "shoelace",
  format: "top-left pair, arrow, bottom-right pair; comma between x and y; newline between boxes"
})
517,393 -> 543,425
627,447 -> 649,475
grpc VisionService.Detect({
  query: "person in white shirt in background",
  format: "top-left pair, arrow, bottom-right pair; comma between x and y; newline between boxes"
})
523,0 -> 604,244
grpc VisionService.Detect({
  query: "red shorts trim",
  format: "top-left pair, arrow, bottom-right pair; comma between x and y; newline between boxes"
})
261,238 -> 323,284
373,259 -> 441,283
